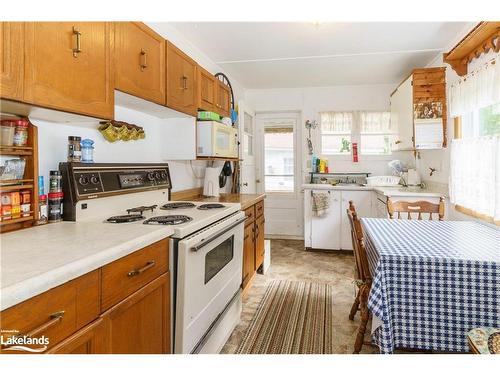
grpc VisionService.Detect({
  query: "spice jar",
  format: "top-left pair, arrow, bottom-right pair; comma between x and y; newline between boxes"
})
81,139 -> 94,163
49,170 -> 62,192
48,192 -> 63,222
68,136 -> 82,162
0,120 -> 16,146
37,194 -> 48,225
13,119 -> 29,147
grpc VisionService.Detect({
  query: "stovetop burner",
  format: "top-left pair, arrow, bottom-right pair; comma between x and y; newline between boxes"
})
143,215 -> 193,225
197,203 -> 226,210
107,214 -> 145,223
126,205 -> 158,215
161,202 -> 196,210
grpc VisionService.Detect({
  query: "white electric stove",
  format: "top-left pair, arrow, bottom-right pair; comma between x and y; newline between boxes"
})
59,162 -> 244,354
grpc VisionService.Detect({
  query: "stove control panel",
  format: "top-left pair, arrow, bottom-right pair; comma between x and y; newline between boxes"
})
75,172 -> 103,195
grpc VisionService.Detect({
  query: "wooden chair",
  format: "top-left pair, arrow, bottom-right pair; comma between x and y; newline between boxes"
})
387,196 -> 445,220
346,201 -> 372,354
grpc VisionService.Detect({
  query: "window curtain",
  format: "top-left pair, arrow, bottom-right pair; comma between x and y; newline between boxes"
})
360,111 -> 392,133
320,112 -> 353,133
449,136 -> 500,221
450,57 -> 500,117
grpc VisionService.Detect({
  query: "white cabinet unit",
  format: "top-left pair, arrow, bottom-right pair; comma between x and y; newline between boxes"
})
304,189 -> 373,251
390,75 -> 413,151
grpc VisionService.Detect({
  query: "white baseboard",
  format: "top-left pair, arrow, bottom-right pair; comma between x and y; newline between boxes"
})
265,234 -> 304,241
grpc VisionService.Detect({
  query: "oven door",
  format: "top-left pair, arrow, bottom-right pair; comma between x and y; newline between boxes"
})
175,212 -> 245,353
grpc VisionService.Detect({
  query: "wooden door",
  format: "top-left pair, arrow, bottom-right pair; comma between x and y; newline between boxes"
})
101,273 -> 170,354
242,224 -> 255,289
0,22 -> 24,101
47,319 -> 108,354
254,215 -> 265,270
166,41 -> 197,116
24,22 -> 113,119
114,22 -> 165,105
197,66 -> 216,111
216,81 -> 231,117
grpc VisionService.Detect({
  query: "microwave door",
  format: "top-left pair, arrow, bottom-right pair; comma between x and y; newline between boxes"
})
215,127 -> 231,157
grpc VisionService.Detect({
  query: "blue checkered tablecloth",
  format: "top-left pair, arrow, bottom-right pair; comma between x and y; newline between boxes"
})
360,219 -> 500,354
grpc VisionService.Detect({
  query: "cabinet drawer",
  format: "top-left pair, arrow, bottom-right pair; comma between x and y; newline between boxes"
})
244,206 -> 255,226
101,239 -> 169,312
255,200 -> 264,218
0,270 -> 99,353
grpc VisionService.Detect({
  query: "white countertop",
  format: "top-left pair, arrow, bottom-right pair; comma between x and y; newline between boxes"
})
0,220 -> 175,311
302,183 -> 447,198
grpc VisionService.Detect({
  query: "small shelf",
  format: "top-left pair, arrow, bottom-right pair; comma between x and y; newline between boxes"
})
196,156 -> 241,161
0,184 -> 34,192
0,215 -> 34,226
0,145 -> 34,156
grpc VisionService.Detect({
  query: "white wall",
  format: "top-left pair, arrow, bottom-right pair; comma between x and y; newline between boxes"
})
246,84 -> 415,180
29,23 -> 246,195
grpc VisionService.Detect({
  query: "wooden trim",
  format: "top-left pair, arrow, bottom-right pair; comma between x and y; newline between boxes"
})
443,22 -> 500,76
170,187 -> 203,201
454,204 -> 500,226
453,117 -> 462,139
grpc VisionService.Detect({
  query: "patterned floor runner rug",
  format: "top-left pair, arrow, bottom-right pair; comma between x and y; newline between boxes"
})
237,280 -> 335,354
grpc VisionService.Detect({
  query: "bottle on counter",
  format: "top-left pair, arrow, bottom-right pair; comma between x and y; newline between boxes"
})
48,170 -> 63,223
81,138 -> 94,163
37,194 -> 48,225
68,136 -> 82,162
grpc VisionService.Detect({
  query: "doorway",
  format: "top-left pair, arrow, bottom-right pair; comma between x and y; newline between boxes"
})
256,112 -> 303,238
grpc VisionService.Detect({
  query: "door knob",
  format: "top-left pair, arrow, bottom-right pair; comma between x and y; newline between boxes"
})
256,179 -> 261,183
242,182 -> 248,186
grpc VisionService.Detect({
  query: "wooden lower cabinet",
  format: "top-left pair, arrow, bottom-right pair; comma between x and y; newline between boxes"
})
254,214 -> 265,270
242,224 -> 255,289
47,318 -> 107,354
101,273 -> 170,354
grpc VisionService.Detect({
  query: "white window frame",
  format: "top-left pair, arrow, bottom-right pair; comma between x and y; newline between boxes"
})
317,110 -> 394,161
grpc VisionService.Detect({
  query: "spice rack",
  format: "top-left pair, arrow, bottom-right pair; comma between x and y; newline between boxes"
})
0,118 -> 39,233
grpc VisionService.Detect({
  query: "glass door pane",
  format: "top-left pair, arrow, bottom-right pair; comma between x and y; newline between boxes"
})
264,125 -> 294,192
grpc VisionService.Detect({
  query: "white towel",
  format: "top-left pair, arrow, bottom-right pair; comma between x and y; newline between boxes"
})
312,192 -> 330,217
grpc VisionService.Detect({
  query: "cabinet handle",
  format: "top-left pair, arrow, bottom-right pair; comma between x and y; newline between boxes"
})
5,311 -> 65,347
181,76 -> 188,90
72,26 -> 82,58
140,49 -> 147,71
127,260 -> 156,277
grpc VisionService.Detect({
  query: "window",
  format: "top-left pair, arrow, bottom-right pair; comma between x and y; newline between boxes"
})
320,112 -> 353,155
320,111 -> 393,156
264,125 -> 294,192
360,111 -> 394,155
461,102 -> 500,138
243,112 -> 254,156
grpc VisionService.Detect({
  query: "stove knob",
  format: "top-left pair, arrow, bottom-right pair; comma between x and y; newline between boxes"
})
79,176 -> 89,185
155,171 -> 161,180
161,171 -> 167,179
147,172 -> 155,181
90,176 -> 100,184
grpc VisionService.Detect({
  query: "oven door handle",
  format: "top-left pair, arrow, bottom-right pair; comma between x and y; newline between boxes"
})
190,216 -> 246,252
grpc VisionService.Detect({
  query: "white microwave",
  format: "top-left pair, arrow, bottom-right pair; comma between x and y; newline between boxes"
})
196,121 -> 238,158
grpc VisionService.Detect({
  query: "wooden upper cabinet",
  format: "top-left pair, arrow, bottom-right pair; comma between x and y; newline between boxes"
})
23,22 -> 114,119
215,80 -> 231,118
0,22 -> 24,101
166,41 -> 197,116
197,65 -> 216,112
114,22 -> 165,105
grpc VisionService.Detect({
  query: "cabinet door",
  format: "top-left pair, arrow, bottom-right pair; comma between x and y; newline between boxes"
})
24,22 -> 113,119
197,66 -> 216,111
166,41 -> 197,116
46,319 -> 108,354
0,22 -> 24,100
242,224 -> 255,289
215,81 -> 231,117
340,190 -> 373,250
114,22 -> 165,105
391,75 -> 414,151
102,273 -> 170,354
310,190 -> 341,250
254,215 -> 265,270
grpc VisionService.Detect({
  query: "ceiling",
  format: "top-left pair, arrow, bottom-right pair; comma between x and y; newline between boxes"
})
169,22 -> 471,89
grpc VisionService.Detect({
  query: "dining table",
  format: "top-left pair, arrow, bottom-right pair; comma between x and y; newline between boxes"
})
360,218 -> 500,354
